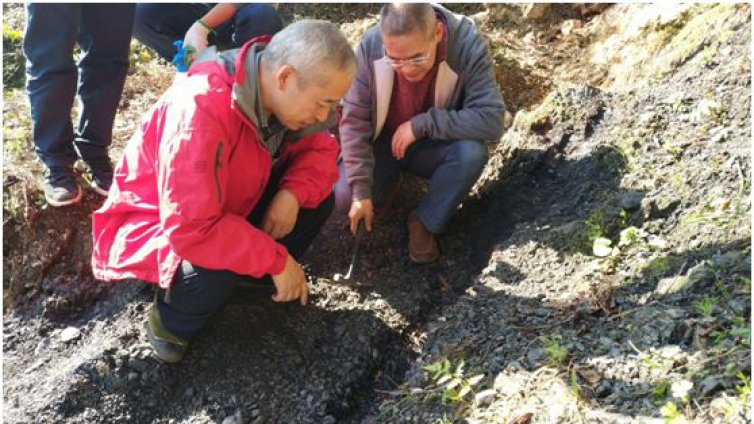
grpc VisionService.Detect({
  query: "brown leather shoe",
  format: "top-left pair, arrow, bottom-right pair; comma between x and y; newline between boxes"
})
407,210 -> 439,263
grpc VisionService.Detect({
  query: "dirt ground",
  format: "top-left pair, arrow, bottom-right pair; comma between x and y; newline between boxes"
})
3,4 -> 751,424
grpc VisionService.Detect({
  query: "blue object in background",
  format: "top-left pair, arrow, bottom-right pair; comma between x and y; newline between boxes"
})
171,40 -> 195,72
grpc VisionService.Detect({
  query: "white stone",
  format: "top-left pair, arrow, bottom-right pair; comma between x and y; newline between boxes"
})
60,327 -> 81,343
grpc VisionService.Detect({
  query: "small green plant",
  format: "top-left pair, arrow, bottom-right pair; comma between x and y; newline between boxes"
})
715,279 -> 732,300
692,297 -> 715,317
643,352 -> 672,374
570,368 -> 581,402
660,401 -> 688,424
740,276 -> 751,292
586,212 -> 607,241
543,335 -> 570,367
660,401 -> 681,423
653,379 -> 671,400
730,318 -> 751,347
423,358 -> 484,405
619,226 -> 647,247
735,372 -> 750,404
712,329 -> 730,346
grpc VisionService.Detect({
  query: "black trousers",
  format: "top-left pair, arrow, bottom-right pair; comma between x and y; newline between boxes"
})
156,171 -> 334,341
24,4 -> 134,169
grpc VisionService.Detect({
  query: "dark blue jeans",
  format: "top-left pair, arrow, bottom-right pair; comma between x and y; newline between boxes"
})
132,3 -> 284,61
335,134 -> 489,233
156,170 -> 335,341
23,3 -> 134,169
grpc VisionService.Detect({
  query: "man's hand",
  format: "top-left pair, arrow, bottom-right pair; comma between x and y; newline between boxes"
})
271,254 -> 308,305
262,189 -> 299,240
349,199 -> 374,235
391,120 -> 417,160
183,21 -> 210,57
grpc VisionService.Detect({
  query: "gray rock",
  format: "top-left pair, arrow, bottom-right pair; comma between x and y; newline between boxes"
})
712,251 -> 740,269
34,338 -> 51,356
526,347 -> 547,366
699,376 -> 724,398
60,327 -> 81,343
535,308 -> 551,317
493,372 -> 523,396
687,262 -> 715,284
642,195 -> 681,219
222,410 -> 244,424
655,276 -> 692,295
619,192 -> 644,211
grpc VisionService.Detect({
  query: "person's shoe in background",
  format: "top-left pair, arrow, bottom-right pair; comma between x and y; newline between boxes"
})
42,166 -> 82,207
86,157 -> 113,196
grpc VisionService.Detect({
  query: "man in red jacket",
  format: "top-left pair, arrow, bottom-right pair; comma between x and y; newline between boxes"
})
91,20 -> 356,363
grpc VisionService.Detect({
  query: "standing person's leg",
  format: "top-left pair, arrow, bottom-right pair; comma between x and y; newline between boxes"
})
76,4 -> 135,195
227,4 -> 284,48
132,4 -> 210,61
150,167 -> 335,361
23,4 -> 82,206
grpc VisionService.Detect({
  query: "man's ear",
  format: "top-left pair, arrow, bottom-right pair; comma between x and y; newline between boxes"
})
434,21 -> 443,42
276,65 -> 296,90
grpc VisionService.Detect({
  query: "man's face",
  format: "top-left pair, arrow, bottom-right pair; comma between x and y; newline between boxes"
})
382,22 -> 442,82
274,66 -> 352,131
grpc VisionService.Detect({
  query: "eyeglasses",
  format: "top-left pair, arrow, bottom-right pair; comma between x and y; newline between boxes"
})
383,47 -> 431,68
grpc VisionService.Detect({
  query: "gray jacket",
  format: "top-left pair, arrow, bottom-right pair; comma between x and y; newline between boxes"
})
340,4 -> 506,201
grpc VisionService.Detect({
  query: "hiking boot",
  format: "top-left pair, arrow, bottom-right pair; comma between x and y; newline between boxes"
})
407,210 -> 439,263
86,157 -> 113,196
42,166 -> 82,207
146,305 -> 189,363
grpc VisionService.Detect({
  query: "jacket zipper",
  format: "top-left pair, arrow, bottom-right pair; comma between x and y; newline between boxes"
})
214,142 -> 223,203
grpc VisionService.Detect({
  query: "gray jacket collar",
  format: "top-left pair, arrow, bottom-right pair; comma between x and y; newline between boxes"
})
195,44 -> 339,158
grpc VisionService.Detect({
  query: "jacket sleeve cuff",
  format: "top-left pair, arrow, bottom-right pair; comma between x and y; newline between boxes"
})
352,182 -> 372,201
267,242 -> 289,276
411,114 -> 431,140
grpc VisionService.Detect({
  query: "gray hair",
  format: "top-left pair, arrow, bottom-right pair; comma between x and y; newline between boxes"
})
380,3 -> 437,39
261,20 -> 356,88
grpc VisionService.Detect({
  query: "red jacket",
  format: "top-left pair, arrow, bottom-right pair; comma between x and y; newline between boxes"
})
91,41 -> 339,288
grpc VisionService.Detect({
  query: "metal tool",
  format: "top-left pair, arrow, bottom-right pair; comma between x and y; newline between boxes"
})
334,220 -> 366,282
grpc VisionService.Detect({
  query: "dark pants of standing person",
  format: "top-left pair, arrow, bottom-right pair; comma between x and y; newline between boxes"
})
24,4 -> 134,177
155,168 -> 335,341
132,3 -> 284,62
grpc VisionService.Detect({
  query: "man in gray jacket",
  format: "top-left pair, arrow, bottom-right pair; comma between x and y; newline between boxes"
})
336,3 -> 505,263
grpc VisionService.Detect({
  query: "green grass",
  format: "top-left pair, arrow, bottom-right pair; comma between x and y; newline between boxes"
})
543,335 -> 570,367
3,23 -> 25,89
